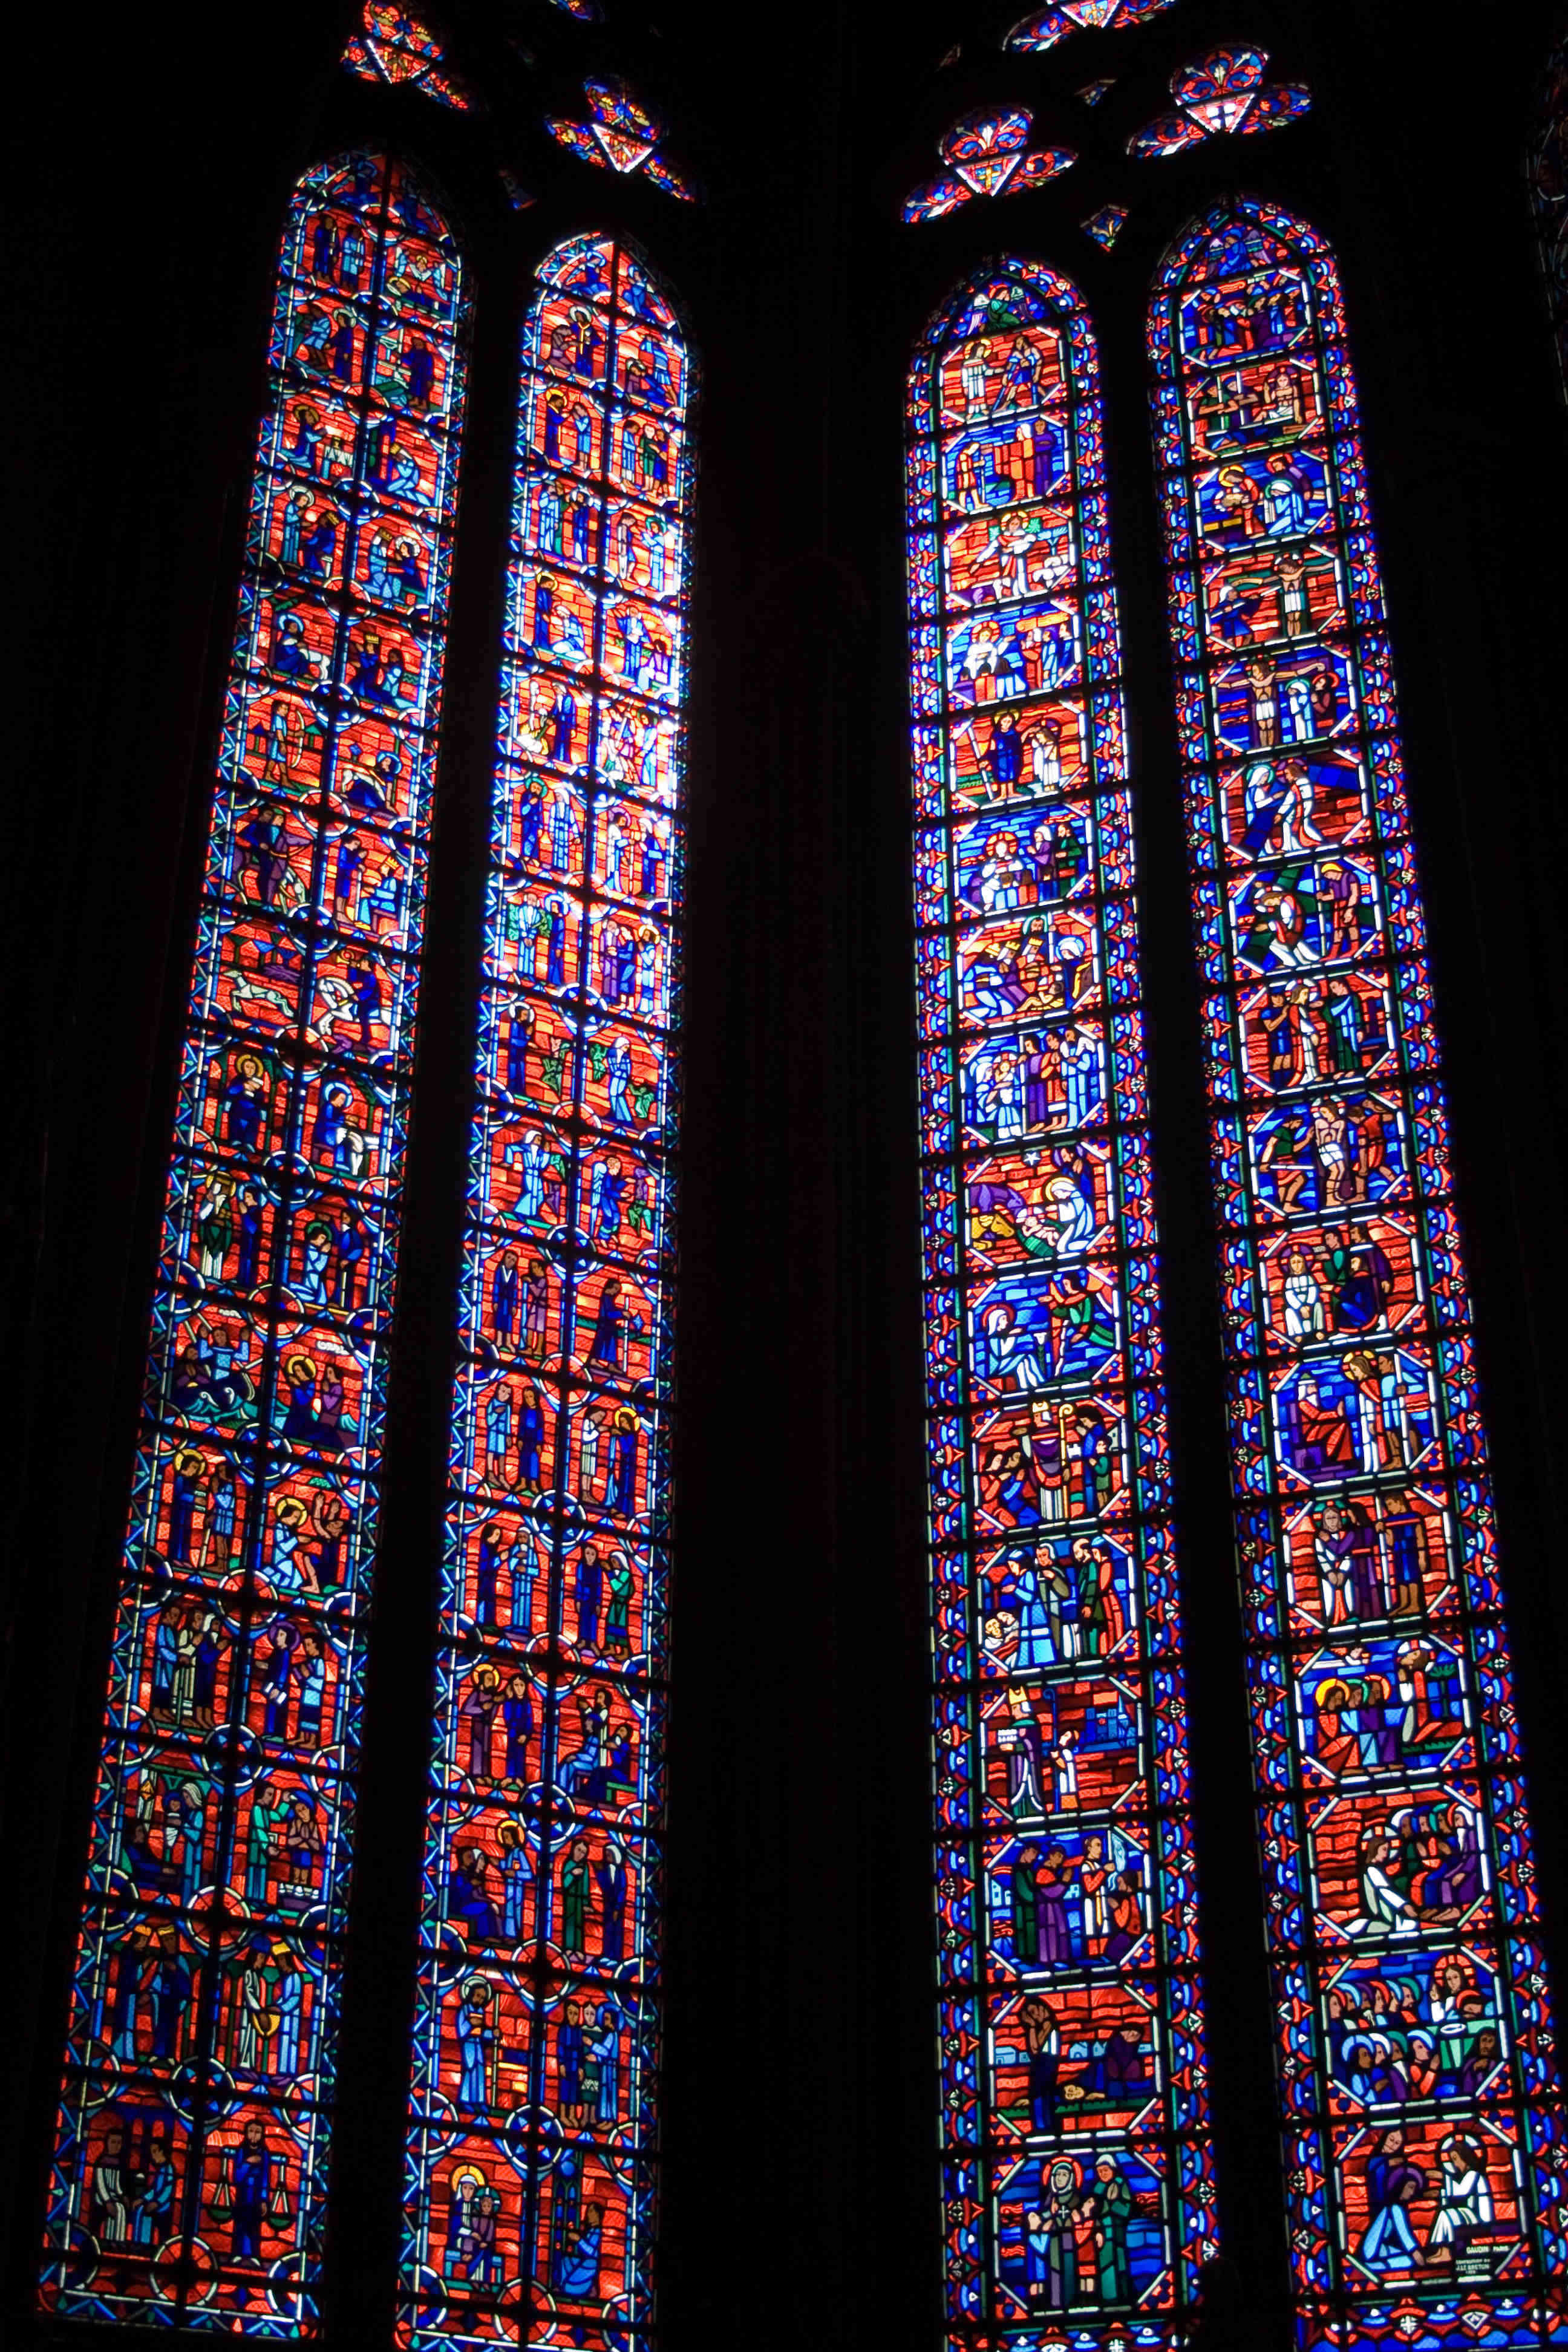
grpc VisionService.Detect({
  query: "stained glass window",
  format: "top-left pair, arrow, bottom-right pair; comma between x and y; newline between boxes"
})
907,261 -> 1217,2343
1004,1 -> 1176,55
1128,49 -> 1310,161
1083,206 -> 1129,254
1149,194 -> 1568,2348
1528,30 -> 1568,407
38,152 -> 469,2331
343,4 -> 474,112
397,234 -> 692,2350
544,79 -> 697,202
905,111 -> 1077,227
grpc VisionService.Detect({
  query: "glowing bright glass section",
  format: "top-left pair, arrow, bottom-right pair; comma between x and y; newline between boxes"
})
1004,0 -> 1175,52
38,152 -> 469,2331
904,108 -> 1076,226
1126,48 -> 1310,162
343,4 -> 473,111
544,80 -> 697,203
1150,195 -> 1568,2350
397,235 -> 691,2350
908,261 -> 1217,2347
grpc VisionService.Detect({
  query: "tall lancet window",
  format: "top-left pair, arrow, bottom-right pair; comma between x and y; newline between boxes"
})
906,261 -> 1216,2344
398,235 -> 691,2347
1149,195 -> 1568,2344
1529,28 -> 1568,407
39,152 -> 469,2328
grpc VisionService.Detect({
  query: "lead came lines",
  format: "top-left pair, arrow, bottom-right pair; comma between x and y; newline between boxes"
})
399,237 -> 690,2350
910,261 -> 1215,2345
40,152 -> 469,2331
1152,196 -> 1568,2345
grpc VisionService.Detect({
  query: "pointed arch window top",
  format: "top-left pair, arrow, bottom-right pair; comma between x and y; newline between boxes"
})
904,107 -> 1075,224
544,76 -> 697,200
1128,45 -> 1308,158
1004,0 -> 1175,54
537,227 -> 684,326
343,2 -> 474,110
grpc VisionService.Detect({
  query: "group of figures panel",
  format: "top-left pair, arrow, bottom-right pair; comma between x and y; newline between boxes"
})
976,1618 -> 1200,2324
400,1961 -> 653,2330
